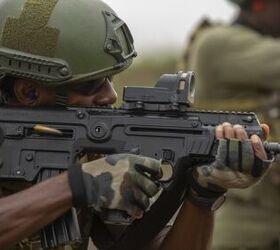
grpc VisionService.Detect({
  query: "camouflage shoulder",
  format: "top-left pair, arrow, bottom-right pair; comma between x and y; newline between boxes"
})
179,24 -> 235,70
186,24 -> 257,70
192,25 -> 236,50
194,24 -> 267,53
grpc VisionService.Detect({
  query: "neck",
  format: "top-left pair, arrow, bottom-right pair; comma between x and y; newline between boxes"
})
233,12 -> 261,32
234,12 -> 280,38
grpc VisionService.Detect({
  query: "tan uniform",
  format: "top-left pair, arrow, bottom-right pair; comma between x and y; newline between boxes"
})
180,24 -> 280,249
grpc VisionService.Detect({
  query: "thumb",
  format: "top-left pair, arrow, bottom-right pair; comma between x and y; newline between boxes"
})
251,135 -> 267,160
261,123 -> 270,140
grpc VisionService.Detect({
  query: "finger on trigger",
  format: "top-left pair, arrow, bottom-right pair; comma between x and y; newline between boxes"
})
233,124 -> 248,140
222,122 -> 232,126
131,171 -> 160,197
136,157 -> 162,180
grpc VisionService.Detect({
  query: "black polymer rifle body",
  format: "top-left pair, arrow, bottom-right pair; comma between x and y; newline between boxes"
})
0,72 -> 279,249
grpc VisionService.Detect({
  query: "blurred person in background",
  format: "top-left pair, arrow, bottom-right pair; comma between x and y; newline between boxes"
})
178,0 -> 280,249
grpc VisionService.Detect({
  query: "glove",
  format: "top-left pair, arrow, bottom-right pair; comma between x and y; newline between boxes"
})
68,154 -> 162,218
195,123 -> 272,191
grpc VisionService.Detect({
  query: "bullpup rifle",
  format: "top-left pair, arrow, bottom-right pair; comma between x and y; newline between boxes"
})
0,71 -> 279,249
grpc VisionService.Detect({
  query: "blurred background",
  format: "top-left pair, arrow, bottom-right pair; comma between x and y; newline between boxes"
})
104,0 -> 238,104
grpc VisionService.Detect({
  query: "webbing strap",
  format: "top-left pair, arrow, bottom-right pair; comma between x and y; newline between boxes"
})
110,162 -> 189,250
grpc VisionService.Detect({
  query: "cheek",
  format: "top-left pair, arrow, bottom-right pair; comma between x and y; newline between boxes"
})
38,88 -> 56,105
68,91 -> 93,106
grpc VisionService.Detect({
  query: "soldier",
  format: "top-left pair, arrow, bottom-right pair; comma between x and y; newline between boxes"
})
179,0 -> 280,249
0,0 -> 272,249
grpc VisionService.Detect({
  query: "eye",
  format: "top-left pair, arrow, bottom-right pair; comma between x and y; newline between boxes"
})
68,78 -> 107,95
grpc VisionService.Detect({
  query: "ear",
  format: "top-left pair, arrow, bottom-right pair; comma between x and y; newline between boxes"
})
13,79 -> 39,106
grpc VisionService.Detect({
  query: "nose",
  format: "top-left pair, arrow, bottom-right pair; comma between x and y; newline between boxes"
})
93,80 -> 117,106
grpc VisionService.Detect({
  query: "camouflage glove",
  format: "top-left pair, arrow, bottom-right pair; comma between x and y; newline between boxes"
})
194,123 -> 272,191
68,154 -> 162,218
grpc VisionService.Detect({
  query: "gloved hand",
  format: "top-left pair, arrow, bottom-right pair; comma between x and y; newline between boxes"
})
195,123 -> 272,191
68,154 -> 162,219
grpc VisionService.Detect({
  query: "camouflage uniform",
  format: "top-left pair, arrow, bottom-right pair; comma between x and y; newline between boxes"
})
179,23 -> 280,249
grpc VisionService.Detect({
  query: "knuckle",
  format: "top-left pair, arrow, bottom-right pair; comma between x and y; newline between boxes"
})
234,124 -> 243,128
216,125 -> 223,132
252,140 -> 260,148
234,126 -> 246,134
222,122 -> 232,127
233,124 -> 243,129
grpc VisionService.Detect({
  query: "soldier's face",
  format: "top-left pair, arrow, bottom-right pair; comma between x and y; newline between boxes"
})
67,79 -> 117,107
12,77 -> 117,107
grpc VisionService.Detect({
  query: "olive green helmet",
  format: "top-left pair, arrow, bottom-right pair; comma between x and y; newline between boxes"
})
0,0 -> 137,87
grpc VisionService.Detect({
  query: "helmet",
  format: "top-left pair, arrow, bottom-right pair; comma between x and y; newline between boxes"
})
0,0 -> 137,88
228,0 -> 251,8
